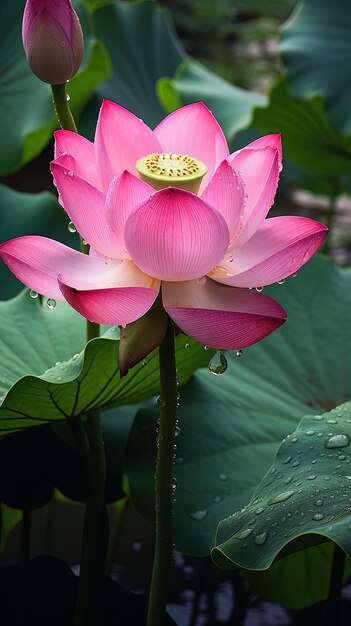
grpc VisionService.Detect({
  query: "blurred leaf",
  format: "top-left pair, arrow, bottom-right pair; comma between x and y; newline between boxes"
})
213,402 -> 351,575
79,1 -> 186,135
281,0 -> 351,134
0,186 -> 80,299
0,0 -> 110,174
126,256 -> 351,562
158,60 -> 266,147
253,81 -> 351,176
244,543 -> 351,609
0,291 -> 210,435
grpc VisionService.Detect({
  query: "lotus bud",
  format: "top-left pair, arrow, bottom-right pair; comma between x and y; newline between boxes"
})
22,0 -> 84,85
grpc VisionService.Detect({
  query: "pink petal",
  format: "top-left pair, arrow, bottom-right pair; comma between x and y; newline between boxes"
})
211,216 -> 328,288
94,100 -> 162,191
241,134 -> 282,171
154,102 -> 229,188
51,161 -> 122,259
58,260 -> 160,325
200,160 -> 245,242
53,131 -> 102,189
0,236 -> 119,299
124,188 -> 229,281
228,146 -> 279,246
105,171 -> 154,254
163,278 -> 286,350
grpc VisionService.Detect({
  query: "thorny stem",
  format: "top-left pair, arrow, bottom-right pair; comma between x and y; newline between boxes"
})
147,319 -> 178,626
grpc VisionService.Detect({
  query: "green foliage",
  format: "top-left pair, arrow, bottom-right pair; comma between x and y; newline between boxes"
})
281,0 -> 351,135
126,256 -> 351,569
0,291 -> 211,435
213,402 -> 351,575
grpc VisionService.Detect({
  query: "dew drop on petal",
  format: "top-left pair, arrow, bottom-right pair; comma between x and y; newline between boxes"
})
208,351 -> 228,376
236,528 -> 254,540
267,490 -> 295,505
255,286 -> 264,292
46,298 -> 56,310
253,531 -> 268,545
29,290 -> 38,299
312,513 -> 325,521
277,279 -> 285,285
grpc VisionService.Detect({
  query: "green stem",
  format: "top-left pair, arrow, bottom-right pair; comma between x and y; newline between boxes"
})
326,543 -> 345,626
73,410 -> 107,626
147,319 -> 178,626
51,83 -> 77,132
105,496 -> 129,575
69,416 -> 91,478
51,80 -> 107,626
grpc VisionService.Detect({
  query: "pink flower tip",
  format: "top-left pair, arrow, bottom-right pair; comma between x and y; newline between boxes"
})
22,0 -> 84,85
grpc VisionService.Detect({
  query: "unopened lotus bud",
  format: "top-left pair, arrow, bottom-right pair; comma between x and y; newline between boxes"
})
22,0 -> 84,85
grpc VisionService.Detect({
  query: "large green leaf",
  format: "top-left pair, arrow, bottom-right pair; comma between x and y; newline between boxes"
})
0,291 -> 210,435
125,255 -> 351,606
79,1 -> 186,135
280,0 -> 351,135
0,186 -> 81,300
212,403 -> 351,573
0,0 -> 110,174
253,81 -> 351,176
158,60 -> 266,148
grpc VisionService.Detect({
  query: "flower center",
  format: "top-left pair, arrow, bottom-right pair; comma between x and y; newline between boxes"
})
136,152 -> 207,194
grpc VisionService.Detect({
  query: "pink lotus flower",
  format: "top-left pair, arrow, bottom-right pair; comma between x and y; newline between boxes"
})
0,102 -> 327,351
22,0 -> 83,84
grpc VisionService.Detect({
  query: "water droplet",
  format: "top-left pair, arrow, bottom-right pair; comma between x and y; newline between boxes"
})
305,430 -> 315,436
156,396 -> 166,408
188,507 -> 208,521
235,350 -> 243,358
312,513 -> 325,521
307,475 -> 316,480
253,531 -> 268,545
29,290 -> 38,299
267,490 -> 295,505
57,376 -> 62,381
218,473 -> 228,481
285,476 -> 293,484
203,345 -> 210,350
66,93 -> 71,101
292,272 -> 298,278
196,276 -> 206,286
142,358 -> 148,366
292,461 -> 300,467
184,342 -> 190,349
213,495 -> 222,503
325,434 -> 350,449
174,426 -> 181,436
277,278 -> 285,285
104,257 -> 112,265
315,499 -> 323,506
255,286 -> 264,292
283,456 -> 292,464
327,419 -> 337,424
313,415 -> 323,421
255,507 -> 266,515
67,221 -> 77,233
208,351 -> 228,376
291,437 -> 298,443
236,528 -> 254,540
248,518 -> 257,525
46,298 -> 56,309
72,353 -> 79,361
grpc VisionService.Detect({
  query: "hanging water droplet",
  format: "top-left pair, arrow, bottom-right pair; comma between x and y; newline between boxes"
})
277,278 -> 285,285
156,396 -> 166,408
46,298 -> 56,309
325,434 -> 350,449
208,351 -> 228,376
203,345 -> 210,350
253,531 -> 268,545
174,426 -> 181,436
142,358 -> 148,366
68,221 -> 76,233
312,513 -> 325,521
188,507 -> 208,521
29,290 -> 38,299
267,490 -> 295,505
66,93 -> 71,101
184,342 -> 190,349
196,276 -> 206,286
235,350 -> 243,358
255,286 -> 264,292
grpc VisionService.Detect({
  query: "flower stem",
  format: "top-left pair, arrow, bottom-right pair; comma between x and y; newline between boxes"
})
51,83 -> 77,132
73,410 -> 107,626
326,543 -> 345,626
50,80 -> 107,626
147,319 -> 178,626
